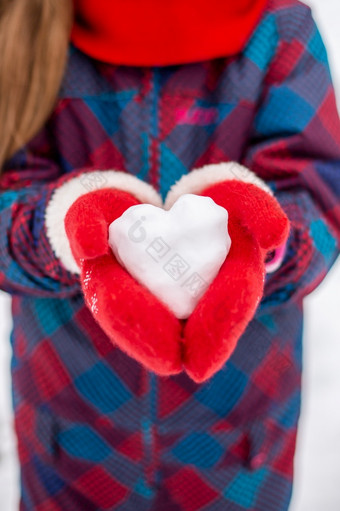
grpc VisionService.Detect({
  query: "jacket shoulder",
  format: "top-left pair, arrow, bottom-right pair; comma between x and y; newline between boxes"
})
243,0 -> 315,71
262,0 -> 313,40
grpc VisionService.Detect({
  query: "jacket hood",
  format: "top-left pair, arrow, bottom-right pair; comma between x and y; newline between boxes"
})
70,0 -> 269,66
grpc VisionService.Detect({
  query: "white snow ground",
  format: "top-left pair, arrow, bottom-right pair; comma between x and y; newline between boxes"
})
0,1 -> 339,509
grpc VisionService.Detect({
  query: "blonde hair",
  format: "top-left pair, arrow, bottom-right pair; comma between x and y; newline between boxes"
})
0,0 -> 73,173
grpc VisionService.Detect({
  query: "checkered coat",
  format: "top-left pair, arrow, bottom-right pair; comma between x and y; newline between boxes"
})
0,1 -> 340,509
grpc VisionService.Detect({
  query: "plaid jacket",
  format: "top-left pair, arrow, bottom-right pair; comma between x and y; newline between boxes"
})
1,0 -> 340,509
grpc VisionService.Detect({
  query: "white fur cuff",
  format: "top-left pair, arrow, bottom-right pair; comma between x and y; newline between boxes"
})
45,170 -> 162,274
164,162 -> 273,210
45,164 -> 274,275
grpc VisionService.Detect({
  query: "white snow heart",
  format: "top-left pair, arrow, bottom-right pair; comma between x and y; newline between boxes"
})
108,193 -> 231,319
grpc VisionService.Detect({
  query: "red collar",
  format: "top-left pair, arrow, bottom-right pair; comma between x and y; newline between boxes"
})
70,0 -> 269,66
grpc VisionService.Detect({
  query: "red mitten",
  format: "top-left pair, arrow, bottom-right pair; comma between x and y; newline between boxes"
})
46,170 -> 183,376
64,187 -> 141,264
164,163 -> 290,383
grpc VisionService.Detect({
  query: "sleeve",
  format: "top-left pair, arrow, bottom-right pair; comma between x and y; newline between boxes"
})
240,5 -> 340,309
0,123 -> 84,298
0,119 -> 163,298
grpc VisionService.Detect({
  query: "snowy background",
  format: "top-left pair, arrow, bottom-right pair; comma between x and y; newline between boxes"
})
0,0 -> 339,509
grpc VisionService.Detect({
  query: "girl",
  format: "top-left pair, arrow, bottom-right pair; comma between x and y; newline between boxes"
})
0,0 -> 339,510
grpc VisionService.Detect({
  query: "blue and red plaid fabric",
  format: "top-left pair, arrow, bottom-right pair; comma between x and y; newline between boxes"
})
0,0 -> 340,509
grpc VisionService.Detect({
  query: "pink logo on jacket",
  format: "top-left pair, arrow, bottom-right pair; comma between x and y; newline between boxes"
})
175,106 -> 217,125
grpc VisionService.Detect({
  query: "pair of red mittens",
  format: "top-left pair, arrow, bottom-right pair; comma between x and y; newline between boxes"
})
47,163 -> 289,383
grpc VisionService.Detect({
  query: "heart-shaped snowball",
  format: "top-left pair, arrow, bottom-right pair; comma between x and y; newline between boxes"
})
108,193 -> 231,319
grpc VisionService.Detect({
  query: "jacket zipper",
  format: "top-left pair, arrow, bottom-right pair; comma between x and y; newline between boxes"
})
142,67 -> 160,490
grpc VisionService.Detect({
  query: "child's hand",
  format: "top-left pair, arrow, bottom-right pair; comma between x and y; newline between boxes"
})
64,185 -> 183,376
165,163 -> 290,383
